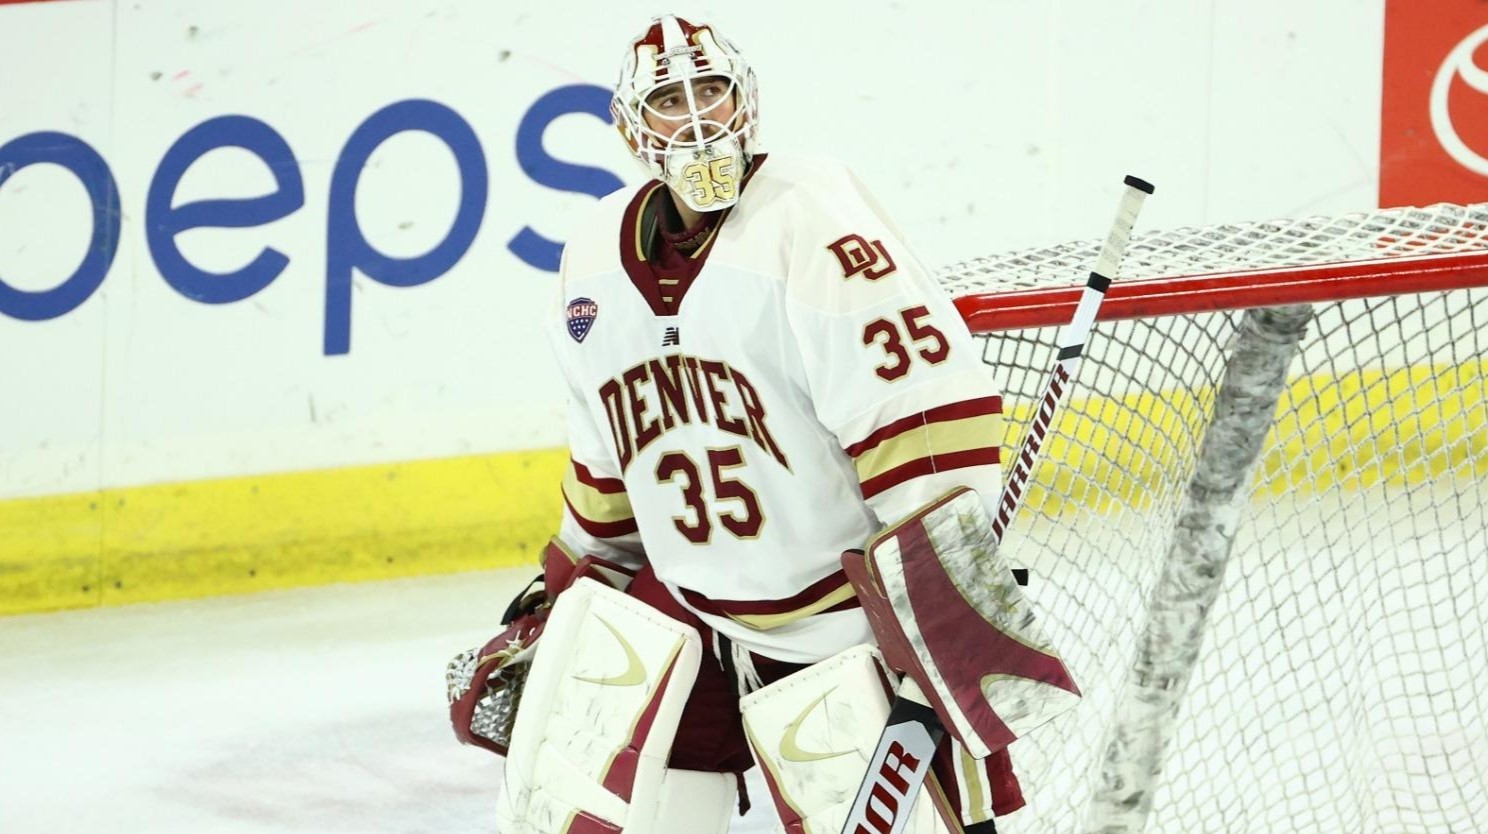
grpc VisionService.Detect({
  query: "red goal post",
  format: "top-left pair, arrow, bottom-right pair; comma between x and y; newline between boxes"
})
934,202 -> 1488,834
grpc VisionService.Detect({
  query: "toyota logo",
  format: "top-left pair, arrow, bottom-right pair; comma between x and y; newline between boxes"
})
1430,22 -> 1488,177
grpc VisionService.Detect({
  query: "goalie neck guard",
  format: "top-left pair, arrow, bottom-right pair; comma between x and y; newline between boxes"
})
611,14 -> 761,213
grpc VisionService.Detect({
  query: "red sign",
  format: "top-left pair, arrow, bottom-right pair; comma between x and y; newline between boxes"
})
1380,2 -> 1488,206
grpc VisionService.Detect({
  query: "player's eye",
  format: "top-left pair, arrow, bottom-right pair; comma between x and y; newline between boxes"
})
648,86 -> 680,109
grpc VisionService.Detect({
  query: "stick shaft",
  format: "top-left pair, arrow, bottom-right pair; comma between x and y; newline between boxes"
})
989,178 -> 1152,544
838,174 -> 1154,834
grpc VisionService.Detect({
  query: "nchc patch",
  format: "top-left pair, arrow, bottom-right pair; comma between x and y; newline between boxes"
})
566,297 -> 598,343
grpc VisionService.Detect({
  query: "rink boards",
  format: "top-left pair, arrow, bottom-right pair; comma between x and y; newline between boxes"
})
5,0 -> 1488,614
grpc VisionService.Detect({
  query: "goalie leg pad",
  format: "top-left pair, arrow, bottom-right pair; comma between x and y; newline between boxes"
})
740,644 -> 960,834
843,486 -> 1081,759
496,578 -> 733,834
651,769 -> 736,834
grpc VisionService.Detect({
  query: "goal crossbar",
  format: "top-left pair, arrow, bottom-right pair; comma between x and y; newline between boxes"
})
944,201 -> 1488,330
956,248 -> 1488,331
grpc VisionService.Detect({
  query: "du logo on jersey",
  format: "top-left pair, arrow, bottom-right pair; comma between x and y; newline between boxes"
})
567,297 -> 599,343
827,233 -> 898,281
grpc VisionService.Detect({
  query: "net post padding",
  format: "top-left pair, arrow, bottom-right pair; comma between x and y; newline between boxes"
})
1083,304 -> 1312,834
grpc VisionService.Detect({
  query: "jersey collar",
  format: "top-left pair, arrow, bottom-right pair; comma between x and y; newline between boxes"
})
617,154 -> 769,317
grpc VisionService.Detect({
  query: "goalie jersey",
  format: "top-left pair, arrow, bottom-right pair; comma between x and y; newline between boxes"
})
549,152 -> 1004,663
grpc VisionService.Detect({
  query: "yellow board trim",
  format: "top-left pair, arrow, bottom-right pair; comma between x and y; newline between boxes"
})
5,362 -> 1480,618
0,448 -> 568,616
1003,360 -> 1488,518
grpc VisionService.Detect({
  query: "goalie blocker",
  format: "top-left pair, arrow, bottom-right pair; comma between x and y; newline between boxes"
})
844,486 -> 1081,761
833,487 -> 1079,834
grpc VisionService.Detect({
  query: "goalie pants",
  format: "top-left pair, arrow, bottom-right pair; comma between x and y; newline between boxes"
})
625,564 -> 1026,820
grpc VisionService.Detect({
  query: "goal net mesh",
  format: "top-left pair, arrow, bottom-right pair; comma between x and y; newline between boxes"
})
937,203 -> 1488,834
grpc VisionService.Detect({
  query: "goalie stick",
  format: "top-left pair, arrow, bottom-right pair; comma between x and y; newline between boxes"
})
839,175 -> 1154,834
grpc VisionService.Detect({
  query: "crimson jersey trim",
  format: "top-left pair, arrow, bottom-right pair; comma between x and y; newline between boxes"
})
616,154 -> 770,317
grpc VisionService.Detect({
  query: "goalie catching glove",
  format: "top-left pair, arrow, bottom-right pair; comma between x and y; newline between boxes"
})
446,541 -> 636,755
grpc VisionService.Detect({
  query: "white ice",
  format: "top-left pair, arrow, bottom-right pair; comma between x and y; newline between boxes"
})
0,568 -> 767,834
5,473 -> 1483,834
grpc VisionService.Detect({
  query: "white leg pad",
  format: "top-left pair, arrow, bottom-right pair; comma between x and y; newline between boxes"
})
740,645 -> 958,834
496,578 -> 733,834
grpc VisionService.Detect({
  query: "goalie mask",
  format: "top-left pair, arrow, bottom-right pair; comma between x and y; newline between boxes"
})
612,15 -> 760,213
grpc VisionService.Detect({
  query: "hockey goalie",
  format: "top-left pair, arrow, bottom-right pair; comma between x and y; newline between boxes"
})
446,14 -> 1080,834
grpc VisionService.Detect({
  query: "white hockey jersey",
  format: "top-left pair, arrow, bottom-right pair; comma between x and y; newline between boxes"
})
548,152 -> 1004,663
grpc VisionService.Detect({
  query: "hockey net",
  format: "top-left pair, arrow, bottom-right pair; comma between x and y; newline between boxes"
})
939,203 -> 1488,834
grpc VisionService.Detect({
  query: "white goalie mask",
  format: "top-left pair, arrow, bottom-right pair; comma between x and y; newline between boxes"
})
611,15 -> 760,213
